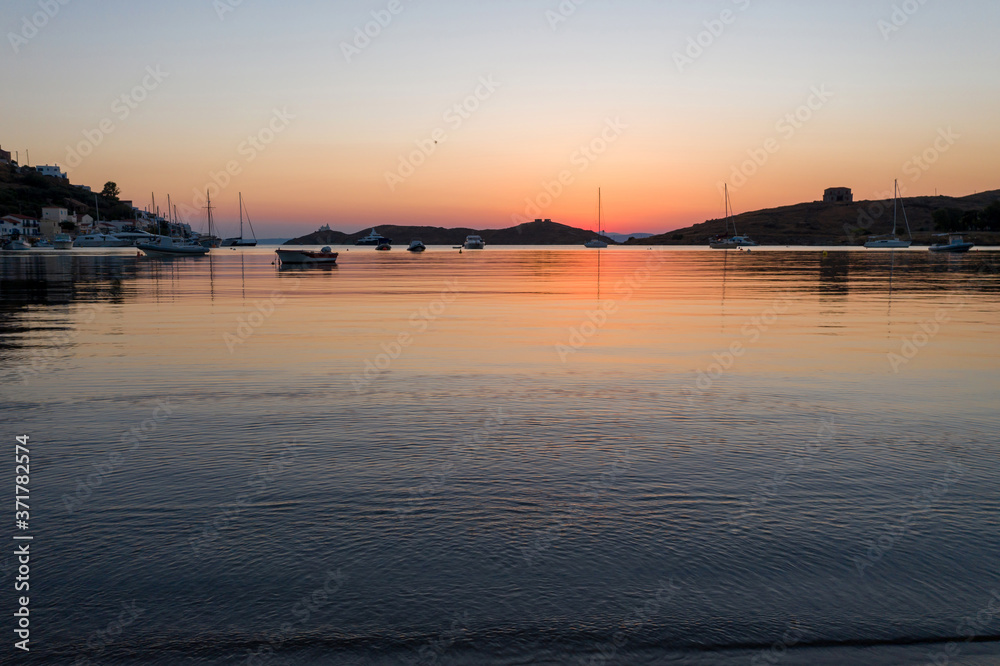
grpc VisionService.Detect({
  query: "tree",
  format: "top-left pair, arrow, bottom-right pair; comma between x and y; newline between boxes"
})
932,208 -> 965,233
101,181 -> 121,200
982,201 -> 1000,232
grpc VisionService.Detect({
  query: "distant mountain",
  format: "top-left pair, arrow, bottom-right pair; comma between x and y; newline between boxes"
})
605,232 -> 653,243
628,190 -> 1000,246
286,219 -> 619,246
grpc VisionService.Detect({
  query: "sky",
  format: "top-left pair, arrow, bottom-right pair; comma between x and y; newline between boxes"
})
3,0 -> 999,238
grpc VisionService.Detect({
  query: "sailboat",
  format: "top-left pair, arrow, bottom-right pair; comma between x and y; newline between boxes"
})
865,180 -> 912,248
222,193 -> 258,247
710,184 -> 757,249
584,189 -> 609,248
197,191 -> 222,248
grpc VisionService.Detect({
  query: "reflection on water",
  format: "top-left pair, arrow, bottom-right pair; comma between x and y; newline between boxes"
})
1,247 -> 999,665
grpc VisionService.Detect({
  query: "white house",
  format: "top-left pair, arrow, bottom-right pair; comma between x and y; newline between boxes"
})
1,214 -> 41,237
35,164 -> 68,180
41,207 -> 71,238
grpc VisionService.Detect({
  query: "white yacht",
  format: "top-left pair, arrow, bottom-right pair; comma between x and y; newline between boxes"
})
112,231 -> 158,246
865,180 -> 912,249
54,234 -> 74,250
407,240 -> 427,252
464,235 -> 485,249
73,233 -> 132,248
356,229 -> 392,246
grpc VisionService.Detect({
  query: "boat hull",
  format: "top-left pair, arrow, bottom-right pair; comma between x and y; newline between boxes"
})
275,249 -> 339,265
222,239 -> 258,247
929,243 -> 974,253
864,240 -> 912,248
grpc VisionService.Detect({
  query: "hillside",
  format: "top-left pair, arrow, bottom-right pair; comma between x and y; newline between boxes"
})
0,163 -> 132,221
630,190 -> 1000,246
286,219 -> 616,246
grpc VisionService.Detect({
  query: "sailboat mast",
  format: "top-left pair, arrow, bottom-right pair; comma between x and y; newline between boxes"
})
205,190 -> 214,238
893,180 -> 898,236
239,192 -> 243,239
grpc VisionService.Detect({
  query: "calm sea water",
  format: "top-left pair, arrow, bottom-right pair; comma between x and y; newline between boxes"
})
1,246 -> 999,665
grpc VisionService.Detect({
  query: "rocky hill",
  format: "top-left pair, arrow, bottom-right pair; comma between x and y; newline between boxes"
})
286,219 -> 616,246
630,190 -> 1000,246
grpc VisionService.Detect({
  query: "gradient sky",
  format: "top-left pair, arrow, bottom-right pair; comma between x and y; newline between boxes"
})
3,0 -> 999,237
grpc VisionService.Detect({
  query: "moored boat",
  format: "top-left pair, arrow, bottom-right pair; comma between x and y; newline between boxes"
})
3,238 -> 31,250
865,180 -> 912,249
585,189 -> 609,248
710,185 -> 757,249
356,228 -> 392,246
275,246 -> 339,265
407,240 -> 426,252
137,236 -> 211,257
54,233 -> 74,249
222,193 -> 258,247
464,235 -> 485,249
73,233 -> 131,248
929,234 -> 974,253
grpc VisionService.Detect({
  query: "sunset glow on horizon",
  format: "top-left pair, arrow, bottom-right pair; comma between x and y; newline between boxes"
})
5,0 -> 999,237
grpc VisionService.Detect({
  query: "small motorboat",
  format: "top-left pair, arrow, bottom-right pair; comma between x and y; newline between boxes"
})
54,234 -> 74,250
137,236 -> 211,258
275,246 -> 339,265
3,238 -> 31,251
376,242 -> 391,251
464,235 -> 485,250
407,240 -> 426,252
929,234 -> 974,253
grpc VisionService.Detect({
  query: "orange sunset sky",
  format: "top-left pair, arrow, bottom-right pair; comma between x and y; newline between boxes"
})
4,0 -> 999,237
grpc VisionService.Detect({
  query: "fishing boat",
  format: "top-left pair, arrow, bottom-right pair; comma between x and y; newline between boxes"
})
709,185 -> 758,249
137,236 -> 211,258
464,235 -> 486,250
929,234 -> 974,253
222,193 -> 258,247
376,242 -> 392,251
865,180 -> 912,248
53,234 -> 74,250
584,189 -> 609,248
275,246 -> 339,265
407,240 -> 427,252
356,229 -> 392,246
